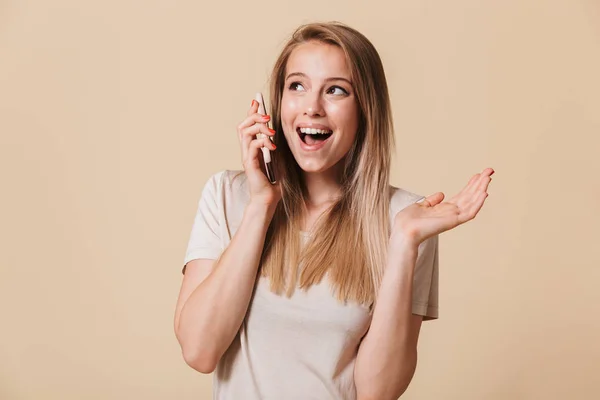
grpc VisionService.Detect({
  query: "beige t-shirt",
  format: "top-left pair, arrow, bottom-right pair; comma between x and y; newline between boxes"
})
182,170 -> 439,400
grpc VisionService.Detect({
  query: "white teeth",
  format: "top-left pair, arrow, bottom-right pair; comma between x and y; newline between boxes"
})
299,127 -> 332,135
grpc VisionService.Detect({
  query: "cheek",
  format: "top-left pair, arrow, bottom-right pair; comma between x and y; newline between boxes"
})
327,102 -> 359,132
280,95 -> 300,134
281,95 -> 300,116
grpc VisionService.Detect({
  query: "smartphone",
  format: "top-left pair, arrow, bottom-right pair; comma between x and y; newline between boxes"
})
255,92 -> 277,184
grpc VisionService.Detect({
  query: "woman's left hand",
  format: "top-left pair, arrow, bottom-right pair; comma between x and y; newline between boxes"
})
392,167 -> 495,247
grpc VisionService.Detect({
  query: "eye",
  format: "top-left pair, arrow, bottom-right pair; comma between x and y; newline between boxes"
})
327,86 -> 349,96
288,81 -> 305,91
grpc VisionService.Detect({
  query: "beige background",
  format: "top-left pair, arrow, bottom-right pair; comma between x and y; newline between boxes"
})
1,0 -> 599,399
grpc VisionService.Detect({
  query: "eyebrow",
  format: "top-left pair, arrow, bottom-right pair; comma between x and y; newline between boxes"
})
285,72 -> 352,86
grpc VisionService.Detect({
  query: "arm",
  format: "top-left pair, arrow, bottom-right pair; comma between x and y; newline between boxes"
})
174,201 -> 275,373
355,167 -> 494,398
175,98 -> 280,373
354,240 -> 422,400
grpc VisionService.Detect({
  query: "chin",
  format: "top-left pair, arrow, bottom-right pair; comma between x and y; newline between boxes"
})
295,160 -> 333,174
299,167 -> 325,174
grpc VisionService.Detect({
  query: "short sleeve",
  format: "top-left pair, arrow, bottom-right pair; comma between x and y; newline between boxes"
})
181,171 -> 226,274
411,234 -> 440,320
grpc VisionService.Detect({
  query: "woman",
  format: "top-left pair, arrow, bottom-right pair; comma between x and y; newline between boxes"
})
175,21 -> 493,399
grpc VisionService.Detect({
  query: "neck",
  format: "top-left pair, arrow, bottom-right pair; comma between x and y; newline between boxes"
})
301,165 -> 343,208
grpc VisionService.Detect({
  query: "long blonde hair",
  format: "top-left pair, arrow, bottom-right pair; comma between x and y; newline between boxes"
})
259,21 -> 395,306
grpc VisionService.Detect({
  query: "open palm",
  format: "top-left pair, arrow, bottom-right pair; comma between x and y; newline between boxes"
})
393,168 -> 495,245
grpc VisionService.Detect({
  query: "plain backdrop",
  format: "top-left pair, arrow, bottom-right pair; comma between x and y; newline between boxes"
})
1,0 -> 599,399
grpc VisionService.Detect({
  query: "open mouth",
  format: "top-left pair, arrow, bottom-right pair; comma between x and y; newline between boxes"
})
297,127 -> 334,146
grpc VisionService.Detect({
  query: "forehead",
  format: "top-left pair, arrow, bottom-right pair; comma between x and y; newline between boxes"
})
286,41 -> 350,79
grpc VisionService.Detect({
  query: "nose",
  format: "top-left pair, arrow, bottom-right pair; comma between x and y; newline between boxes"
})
303,92 -> 325,117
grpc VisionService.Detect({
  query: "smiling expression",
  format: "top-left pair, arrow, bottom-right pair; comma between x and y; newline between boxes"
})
280,41 -> 359,175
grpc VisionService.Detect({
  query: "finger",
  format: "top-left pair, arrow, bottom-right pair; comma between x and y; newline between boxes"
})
470,190 -> 489,220
245,137 -> 277,168
240,124 -> 276,161
418,192 -> 445,207
459,190 -> 489,223
448,173 -> 479,204
238,116 -> 275,162
475,174 -> 492,195
240,123 -> 276,139
241,113 -> 271,130
465,168 -> 492,193
237,113 -> 272,140
470,168 -> 494,194
459,175 -> 489,213
447,168 -> 494,214
244,138 -> 265,170
466,173 -> 486,196
451,168 -> 493,206
466,173 -> 479,189
247,99 -> 259,117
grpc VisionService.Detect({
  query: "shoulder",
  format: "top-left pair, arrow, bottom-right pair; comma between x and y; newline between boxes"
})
201,169 -> 248,196
388,184 -> 426,217
201,169 -> 251,222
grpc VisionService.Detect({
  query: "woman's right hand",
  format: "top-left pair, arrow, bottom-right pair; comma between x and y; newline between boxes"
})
237,99 -> 282,208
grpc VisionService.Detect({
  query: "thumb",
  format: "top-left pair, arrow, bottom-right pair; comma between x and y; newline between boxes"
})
417,192 -> 445,207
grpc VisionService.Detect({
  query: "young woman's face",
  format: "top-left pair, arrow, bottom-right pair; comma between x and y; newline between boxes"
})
280,41 -> 359,175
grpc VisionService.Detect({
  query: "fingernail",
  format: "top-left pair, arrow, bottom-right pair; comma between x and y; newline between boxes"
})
262,115 -> 270,120
251,100 -> 257,107
268,128 -> 276,134
490,169 -> 495,176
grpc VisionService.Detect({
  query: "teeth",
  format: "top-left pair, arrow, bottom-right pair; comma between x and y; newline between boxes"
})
299,127 -> 332,135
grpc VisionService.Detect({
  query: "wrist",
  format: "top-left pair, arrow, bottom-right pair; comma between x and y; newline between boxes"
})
388,234 -> 419,266
389,231 -> 420,253
246,201 -> 277,220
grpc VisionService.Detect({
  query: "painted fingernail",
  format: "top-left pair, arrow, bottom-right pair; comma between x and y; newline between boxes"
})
268,128 -> 276,134
251,99 -> 257,107
262,115 -> 271,120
